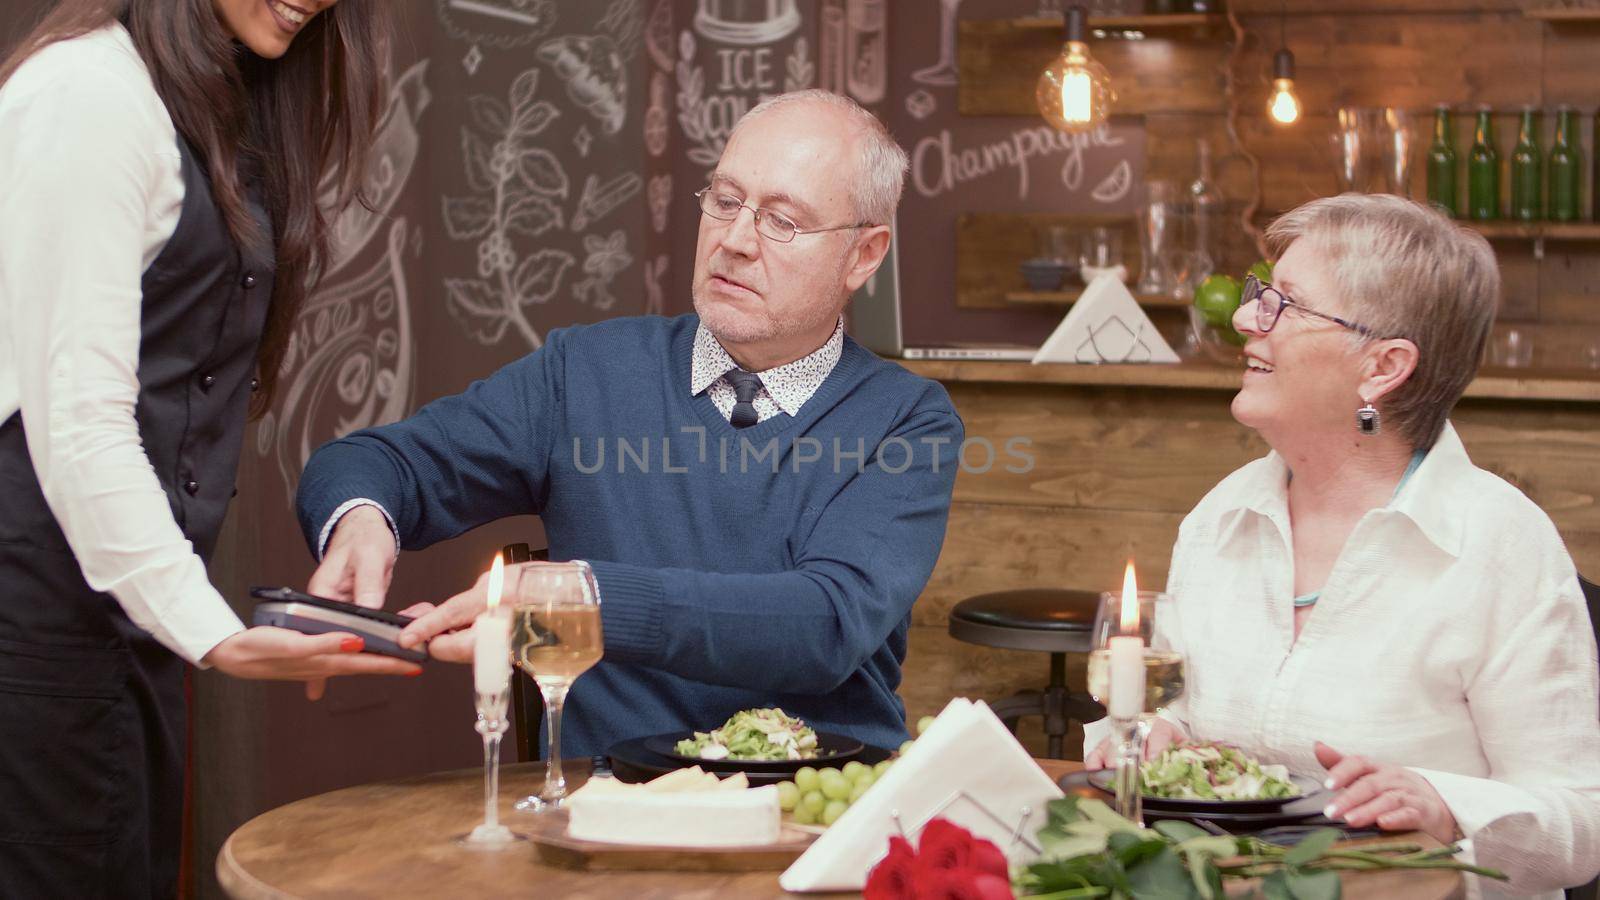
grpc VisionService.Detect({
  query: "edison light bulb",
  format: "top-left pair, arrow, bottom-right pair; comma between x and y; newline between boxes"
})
1037,40 -> 1112,132
1267,48 -> 1299,126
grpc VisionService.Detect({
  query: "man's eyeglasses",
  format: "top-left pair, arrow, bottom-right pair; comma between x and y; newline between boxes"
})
694,188 -> 872,244
1241,273 -> 1378,338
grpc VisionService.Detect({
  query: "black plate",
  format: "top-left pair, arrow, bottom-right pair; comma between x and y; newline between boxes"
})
641,731 -> 864,772
608,736 -> 889,786
1084,768 -> 1325,814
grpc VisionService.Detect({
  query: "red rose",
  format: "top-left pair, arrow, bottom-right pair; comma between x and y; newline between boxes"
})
910,867 -> 1015,900
864,835 -> 918,900
862,818 -> 1014,900
916,818 -> 977,871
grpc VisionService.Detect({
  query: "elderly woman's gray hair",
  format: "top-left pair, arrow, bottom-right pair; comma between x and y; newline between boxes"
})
1264,194 -> 1499,448
736,89 -> 908,228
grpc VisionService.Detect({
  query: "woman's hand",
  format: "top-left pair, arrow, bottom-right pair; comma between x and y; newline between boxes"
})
1083,718 -> 1184,770
1315,742 -> 1458,844
202,626 -> 421,700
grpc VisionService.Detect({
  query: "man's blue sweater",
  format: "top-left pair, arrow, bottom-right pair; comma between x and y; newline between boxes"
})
297,314 -> 963,756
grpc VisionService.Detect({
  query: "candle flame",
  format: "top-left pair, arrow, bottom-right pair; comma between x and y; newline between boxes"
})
1120,560 -> 1139,633
487,554 -> 504,611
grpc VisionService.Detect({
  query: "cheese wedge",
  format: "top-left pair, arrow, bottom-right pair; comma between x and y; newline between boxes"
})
567,773 -> 780,847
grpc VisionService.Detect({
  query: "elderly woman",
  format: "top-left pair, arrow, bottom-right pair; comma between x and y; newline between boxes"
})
1085,194 -> 1600,898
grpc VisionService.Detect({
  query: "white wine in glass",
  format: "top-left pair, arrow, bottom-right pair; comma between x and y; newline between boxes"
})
1086,648 -> 1186,715
508,561 -> 602,813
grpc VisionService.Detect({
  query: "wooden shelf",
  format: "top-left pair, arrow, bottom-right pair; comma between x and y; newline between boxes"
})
1005,289 -> 1192,309
1524,6 -> 1600,22
1462,221 -> 1600,241
1012,13 -> 1225,32
901,360 -> 1600,403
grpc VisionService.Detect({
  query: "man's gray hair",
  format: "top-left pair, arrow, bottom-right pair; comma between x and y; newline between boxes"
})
1265,193 -> 1499,449
736,89 -> 908,227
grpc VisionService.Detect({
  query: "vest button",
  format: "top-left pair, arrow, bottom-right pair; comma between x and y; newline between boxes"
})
249,377 -> 260,392
241,272 -> 257,289
200,374 -> 216,392
184,480 -> 199,496
231,486 -> 239,498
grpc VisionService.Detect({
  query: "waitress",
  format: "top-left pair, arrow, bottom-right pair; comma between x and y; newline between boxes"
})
0,1 -> 413,895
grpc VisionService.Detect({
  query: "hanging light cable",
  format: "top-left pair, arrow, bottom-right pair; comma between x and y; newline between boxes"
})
1267,1 -> 1300,125
1036,5 -> 1113,133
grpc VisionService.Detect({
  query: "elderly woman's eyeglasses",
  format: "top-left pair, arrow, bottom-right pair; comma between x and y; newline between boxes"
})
694,188 -> 872,244
1242,274 -> 1377,337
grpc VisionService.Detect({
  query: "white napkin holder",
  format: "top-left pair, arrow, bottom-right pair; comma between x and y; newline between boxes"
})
1032,273 -> 1181,365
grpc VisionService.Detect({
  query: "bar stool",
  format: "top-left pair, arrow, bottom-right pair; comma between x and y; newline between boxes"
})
947,588 -> 1105,759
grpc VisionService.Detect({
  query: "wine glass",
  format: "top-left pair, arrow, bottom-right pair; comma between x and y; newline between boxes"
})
507,561 -> 603,813
1086,588 -> 1184,823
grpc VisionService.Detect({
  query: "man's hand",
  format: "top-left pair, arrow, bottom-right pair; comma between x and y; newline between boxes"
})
308,505 -> 397,610
202,626 -> 421,700
1316,742 -> 1459,844
395,566 -> 497,663
1083,717 -> 1184,770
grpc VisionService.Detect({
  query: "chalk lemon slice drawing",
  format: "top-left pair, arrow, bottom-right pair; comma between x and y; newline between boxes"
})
1089,160 -> 1133,204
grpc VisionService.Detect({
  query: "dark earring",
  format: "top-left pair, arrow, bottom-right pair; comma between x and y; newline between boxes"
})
1356,402 -> 1380,435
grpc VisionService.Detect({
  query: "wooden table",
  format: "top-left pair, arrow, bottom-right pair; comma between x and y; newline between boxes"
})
218,759 -> 1462,899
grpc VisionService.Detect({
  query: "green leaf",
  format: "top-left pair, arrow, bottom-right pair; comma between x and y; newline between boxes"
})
1039,831 -> 1112,862
1283,829 -> 1342,867
1262,870 -> 1295,900
1176,836 -> 1241,859
1124,847 -> 1203,900
1109,833 -> 1169,870
1183,849 -> 1216,900
1078,799 -> 1150,835
1284,868 -> 1340,900
1048,795 -> 1089,826
1154,821 -> 1209,843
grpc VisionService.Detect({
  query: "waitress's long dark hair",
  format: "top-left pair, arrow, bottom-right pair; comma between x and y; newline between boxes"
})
1,0 -> 390,417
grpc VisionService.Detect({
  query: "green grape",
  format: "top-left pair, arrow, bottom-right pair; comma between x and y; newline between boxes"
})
874,759 -> 893,778
848,780 -> 871,803
800,790 -> 825,816
916,715 -> 936,736
794,766 -> 820,794
898,740 -> 915,756
776,780 -> 800,812
819,770 -> 851,801
793,802 -> 818,826
822,799 -> 849,826
841,761 -> 869,781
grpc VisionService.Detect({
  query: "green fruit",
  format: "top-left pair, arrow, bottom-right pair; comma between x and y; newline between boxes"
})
916,715 -> 936,736
848,780 -> 872,803
1249,259 -> 1274,284
800,790 -> 825,815
841,761 -> 869,782
898,740 -> 916,756
794,767 -> 820,794
822,799 -> 849,826
874,760 -> 893,777
776,780 -> 800,811
819,770 -> 851,801
1194,274 -> 1243,328
793,803 -> 818,825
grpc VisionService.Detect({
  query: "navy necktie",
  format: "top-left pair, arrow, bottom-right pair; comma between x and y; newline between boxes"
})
726,368 -> 761,428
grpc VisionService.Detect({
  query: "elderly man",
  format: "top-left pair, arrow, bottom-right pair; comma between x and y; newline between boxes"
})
295,90 -> 963,756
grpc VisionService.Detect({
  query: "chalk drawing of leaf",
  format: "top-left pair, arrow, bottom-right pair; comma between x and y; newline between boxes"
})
504,193 -> 564,237
441,196 -> 494,240
688,146 -> 720,167
516,149 -> 568,197
470,96 -> 510,133
461,130 -> 493,192
679,29 -> 694,62
444,278 -> 510,344
512,249 -> 575,306
785,37 -> 814,91
513,100 -> 560,136
510,69 -> 540,117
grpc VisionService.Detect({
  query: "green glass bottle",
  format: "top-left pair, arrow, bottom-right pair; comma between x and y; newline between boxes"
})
1467,107 -> 1500,221
1510,106 -> 1542,221
1548,105 -> 1581,223
1426,105 -> 1458,217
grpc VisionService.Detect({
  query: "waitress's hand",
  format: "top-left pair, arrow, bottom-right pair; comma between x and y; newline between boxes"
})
203,626 -> 421,700
1315,742 -> 1459,845
307,504 -> 397,610
1083,717 -> 1184,769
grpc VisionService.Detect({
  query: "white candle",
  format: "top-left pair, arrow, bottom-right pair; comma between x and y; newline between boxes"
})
473,555 -> 512,695
1108,561 -> 1145,720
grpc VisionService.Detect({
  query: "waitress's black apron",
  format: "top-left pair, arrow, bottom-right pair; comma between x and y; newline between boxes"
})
0,137 -> 273,898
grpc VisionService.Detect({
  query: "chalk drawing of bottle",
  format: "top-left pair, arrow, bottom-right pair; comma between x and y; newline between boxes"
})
845,0 -> 885,104
913,0 -> 964,86
819,0 -> 846,95
693,0 -> 800,46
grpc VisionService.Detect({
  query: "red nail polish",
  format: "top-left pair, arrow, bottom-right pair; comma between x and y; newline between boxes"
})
406,669 -> 422,677
340,637 -> 364,652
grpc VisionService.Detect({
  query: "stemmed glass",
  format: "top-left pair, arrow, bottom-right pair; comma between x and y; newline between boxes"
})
508,561 -> 603,813
912,0 -> 964,86
1086,582 -> 1184,823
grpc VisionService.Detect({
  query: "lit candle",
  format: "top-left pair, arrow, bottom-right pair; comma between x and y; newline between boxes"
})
473,554 -> 512,695
1107,560 -> 1144,720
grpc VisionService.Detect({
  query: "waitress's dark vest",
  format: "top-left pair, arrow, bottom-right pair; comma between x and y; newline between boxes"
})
0,137 -> 273,897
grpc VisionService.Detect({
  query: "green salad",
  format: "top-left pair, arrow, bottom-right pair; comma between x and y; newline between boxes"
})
674,708 -> 820,761
1140,743 -> 1300,801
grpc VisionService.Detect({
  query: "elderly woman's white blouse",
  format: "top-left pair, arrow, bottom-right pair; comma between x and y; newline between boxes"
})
1092,422 -> 1600,898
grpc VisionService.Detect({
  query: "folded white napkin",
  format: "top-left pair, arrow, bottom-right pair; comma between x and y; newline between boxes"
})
778,698 -> 1064,892
1032,274 -> 1180,364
